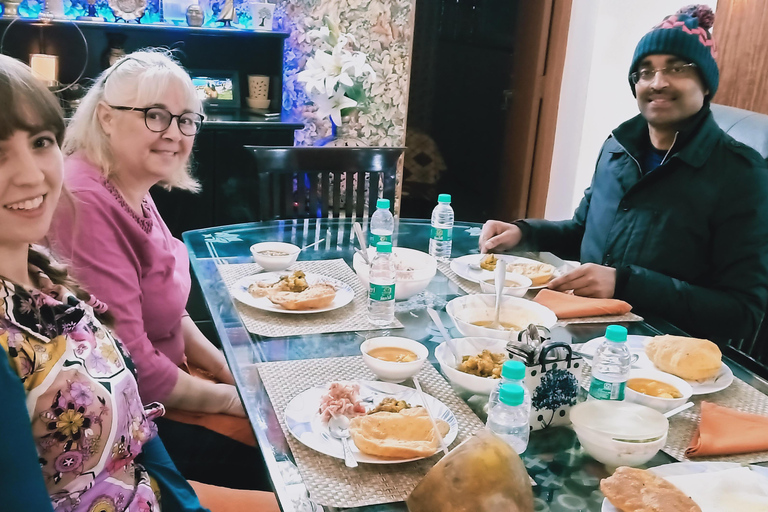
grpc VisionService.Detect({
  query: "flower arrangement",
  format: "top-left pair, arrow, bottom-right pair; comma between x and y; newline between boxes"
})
296,17 -> 376,127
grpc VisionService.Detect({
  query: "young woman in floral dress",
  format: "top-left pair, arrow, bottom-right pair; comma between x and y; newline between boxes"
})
0,54 -> 277,512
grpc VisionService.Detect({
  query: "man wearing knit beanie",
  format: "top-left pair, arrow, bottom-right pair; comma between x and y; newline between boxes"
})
480,5 -> 768,343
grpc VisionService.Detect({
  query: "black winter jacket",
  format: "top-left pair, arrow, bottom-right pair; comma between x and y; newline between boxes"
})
518,108 -> 768,342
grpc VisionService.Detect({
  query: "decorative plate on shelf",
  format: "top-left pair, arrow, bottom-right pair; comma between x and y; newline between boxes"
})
108,0 -> 147,21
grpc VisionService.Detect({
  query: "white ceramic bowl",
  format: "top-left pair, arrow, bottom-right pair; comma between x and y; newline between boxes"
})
353,247 -> 437,300
360,336 -> 428,383
435,337 -> 510,395
250,242 -> 300,271
573,425 -> 667,468
445,294 -> 557,341
478,273 -> 533,297
570,400 -> 669,467
625,368 -> 693,413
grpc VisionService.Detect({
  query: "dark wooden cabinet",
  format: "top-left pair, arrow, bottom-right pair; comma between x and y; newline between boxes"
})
0,17 -> 304,235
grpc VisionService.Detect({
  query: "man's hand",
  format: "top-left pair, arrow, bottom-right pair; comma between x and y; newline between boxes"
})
479,220 -> 523,253
548,263 -> 617,298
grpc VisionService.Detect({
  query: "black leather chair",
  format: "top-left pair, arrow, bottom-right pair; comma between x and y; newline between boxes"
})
711,103 -> 768,160
711,103 -> 768,377
245,146 -> 404,220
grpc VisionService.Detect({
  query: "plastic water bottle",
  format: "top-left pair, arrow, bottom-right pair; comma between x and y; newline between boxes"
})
429,193 -> 454,261
368,241 -> 396,326
588,325 -> 632,401
487,383 -> 530,454
369,198 -> 394,246
487,360 -> 531,414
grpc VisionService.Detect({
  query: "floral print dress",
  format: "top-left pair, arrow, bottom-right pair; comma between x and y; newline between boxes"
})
0,271 -> 164,512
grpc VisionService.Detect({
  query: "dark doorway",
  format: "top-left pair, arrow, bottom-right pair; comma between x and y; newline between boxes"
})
401,0 -> 519,222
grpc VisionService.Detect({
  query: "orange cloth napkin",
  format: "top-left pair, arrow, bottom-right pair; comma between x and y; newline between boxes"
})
532,289 -> 632,319
686,401 -> 768,457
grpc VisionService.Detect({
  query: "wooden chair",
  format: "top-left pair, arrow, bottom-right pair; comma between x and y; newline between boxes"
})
245,146 -> 404,220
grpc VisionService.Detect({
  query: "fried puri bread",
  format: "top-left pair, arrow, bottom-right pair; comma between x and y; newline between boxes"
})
268,283 -> 337,310
506,262 -> 555,286
600,466 -> 701,512
349,407 -> 450,459
645,335 -> 722,381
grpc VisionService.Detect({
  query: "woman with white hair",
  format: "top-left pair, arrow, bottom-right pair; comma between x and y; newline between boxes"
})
0,52 -> 278,512
47,50 -> 267,491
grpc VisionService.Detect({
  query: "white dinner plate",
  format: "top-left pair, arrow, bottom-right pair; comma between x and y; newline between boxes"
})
576,335 -> 734,395
230,272 -> 355,314
601,462 -> 768,511
449,254 -> 562,288
284,380 -> 459,464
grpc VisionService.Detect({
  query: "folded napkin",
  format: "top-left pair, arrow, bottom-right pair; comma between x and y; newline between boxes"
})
686,401 -> 768,457
532,289 -> 632,319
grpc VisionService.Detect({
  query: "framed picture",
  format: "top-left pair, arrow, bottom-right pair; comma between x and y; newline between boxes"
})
189,69 -> 241,111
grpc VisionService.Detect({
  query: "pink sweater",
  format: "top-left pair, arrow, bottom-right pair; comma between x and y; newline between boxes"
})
48,154 -> 191,404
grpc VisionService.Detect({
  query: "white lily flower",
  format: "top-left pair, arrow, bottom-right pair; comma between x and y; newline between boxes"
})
296,57 -> 329,96
312,88 -> 358,126
311,49 -> 354,96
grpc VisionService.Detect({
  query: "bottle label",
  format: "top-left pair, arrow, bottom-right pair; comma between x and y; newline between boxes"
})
369,283 -> 395,302
430,226 -> 453,242
588,378 -> 626,400
369,233 -> 392,246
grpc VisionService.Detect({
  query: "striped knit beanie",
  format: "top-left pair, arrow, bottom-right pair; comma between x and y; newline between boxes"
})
629,5 -> 718,98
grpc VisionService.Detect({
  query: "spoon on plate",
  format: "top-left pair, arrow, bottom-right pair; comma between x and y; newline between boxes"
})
328,414 -> 358,468
427,308 -> 461,366
413,376 -> 449,457
488,262 -> 506,330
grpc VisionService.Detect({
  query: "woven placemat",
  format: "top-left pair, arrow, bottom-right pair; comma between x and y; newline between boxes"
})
218,260 -> 403,337
580,364 -> 768,464
256,356 -> 486,508
437,261 -> 643,325
663,377 -> 768,463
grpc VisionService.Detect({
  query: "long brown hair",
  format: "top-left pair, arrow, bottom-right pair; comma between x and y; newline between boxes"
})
0,55 -> 111,323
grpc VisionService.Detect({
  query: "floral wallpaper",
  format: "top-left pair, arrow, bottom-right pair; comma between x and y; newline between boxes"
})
274,0 -> 415,147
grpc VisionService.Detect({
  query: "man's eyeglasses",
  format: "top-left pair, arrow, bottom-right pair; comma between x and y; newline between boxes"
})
108,105 -> 204,136
630,62 -> 698,85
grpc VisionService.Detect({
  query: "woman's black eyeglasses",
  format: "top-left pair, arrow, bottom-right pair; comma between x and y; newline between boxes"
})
109,105 -> 204,136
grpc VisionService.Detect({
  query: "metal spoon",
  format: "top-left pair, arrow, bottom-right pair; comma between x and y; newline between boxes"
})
413,376 -> 449,457
353,222 -> 371,265
299,238 -> 326,251
664,401 -> 694,419
427,308 -> 461,366
328,414 -> 358,468
488,262 -> 506,330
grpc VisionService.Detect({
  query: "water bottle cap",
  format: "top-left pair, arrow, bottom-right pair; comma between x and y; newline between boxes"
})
376,241 -> 393,253
499,383 -> 524,406
437,193 -> 451,204
376,198 -> 390,210
501,360 -> 526,380
605,325 -> 628,342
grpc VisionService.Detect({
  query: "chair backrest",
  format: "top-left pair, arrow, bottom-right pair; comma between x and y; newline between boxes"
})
711,103 -> 768,160
245,146 -> 404,221
711,104 -> 768,378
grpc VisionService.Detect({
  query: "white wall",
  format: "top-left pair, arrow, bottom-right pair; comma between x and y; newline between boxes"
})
546,0 -> 718,220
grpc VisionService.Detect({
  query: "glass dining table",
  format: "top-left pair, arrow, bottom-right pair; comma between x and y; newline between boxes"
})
183,217 -> 768,512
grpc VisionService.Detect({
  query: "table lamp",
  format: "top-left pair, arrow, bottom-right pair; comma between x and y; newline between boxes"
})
30,53 -> 59,87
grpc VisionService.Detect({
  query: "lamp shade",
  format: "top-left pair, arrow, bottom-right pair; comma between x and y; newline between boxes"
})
30,54 -> 59,85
